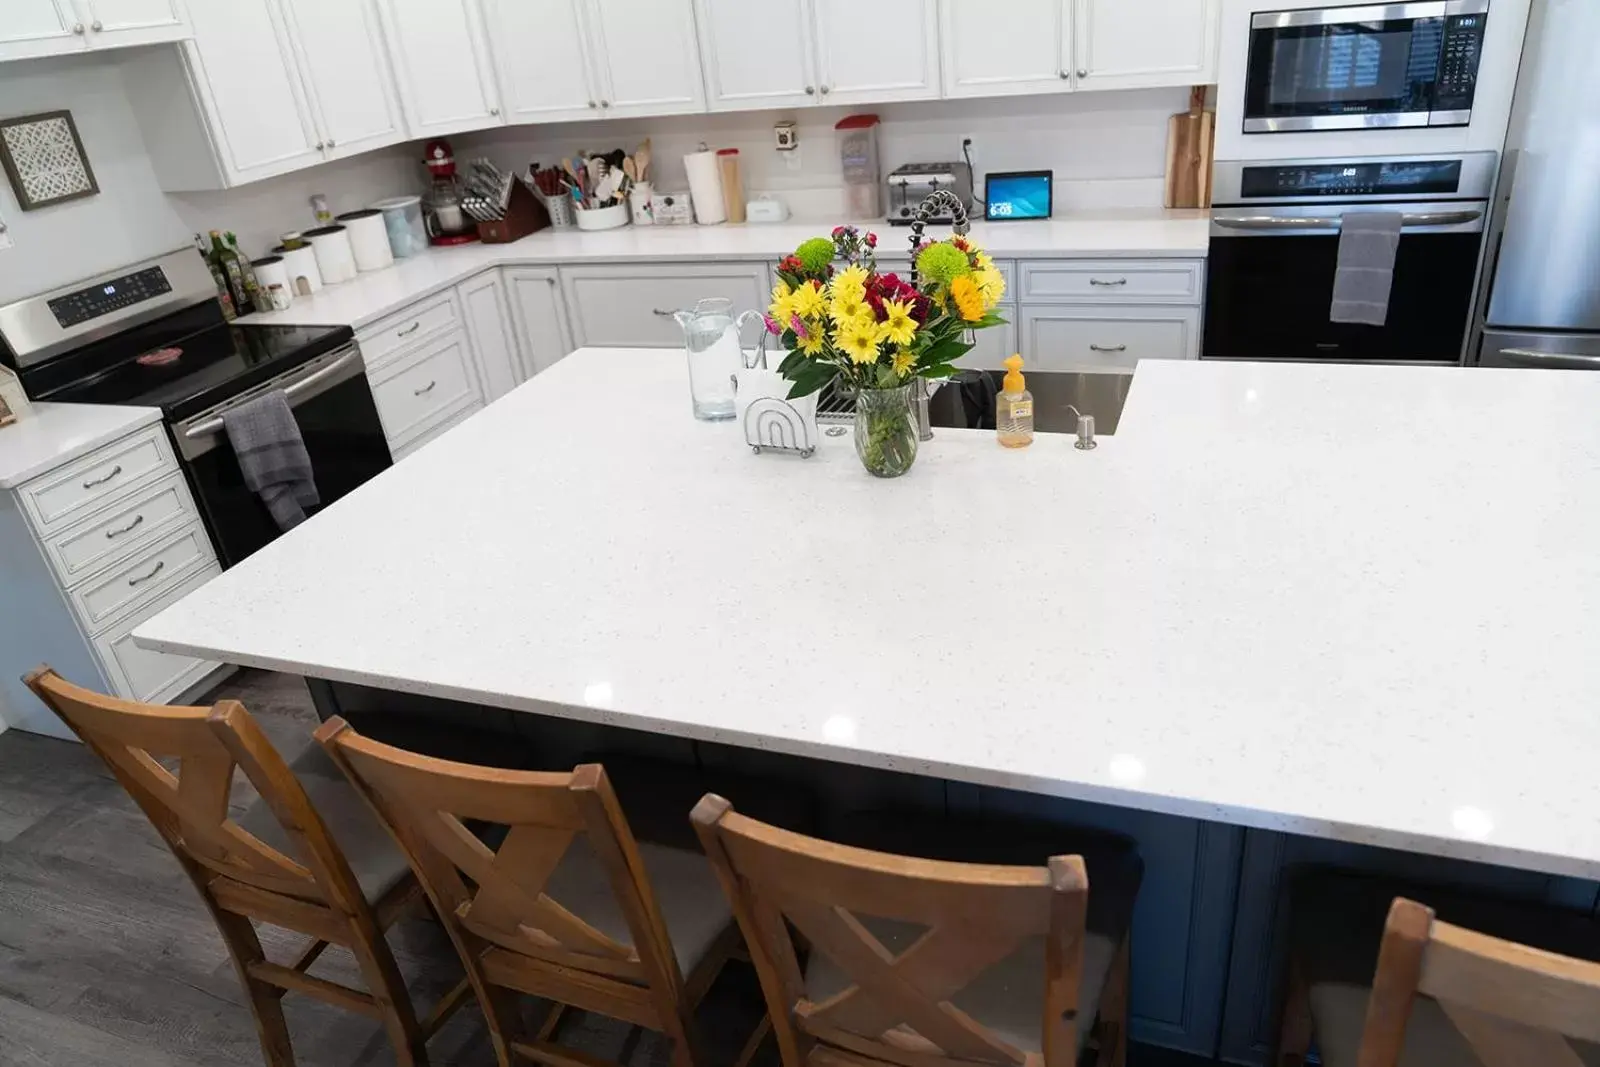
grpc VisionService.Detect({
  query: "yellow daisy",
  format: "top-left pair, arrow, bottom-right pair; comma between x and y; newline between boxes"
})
950,275 -> 985,322
976,265 -> 1006,308
974,250 -> 994,270
877,299 -> 918,347
790,280 -> 826,319
830,294 -> 871,327
836,320 -> 881,365
830,265 -> 869,304
768,281 -> 795,324
797,327 -> 828,356
891,347 -> 916,376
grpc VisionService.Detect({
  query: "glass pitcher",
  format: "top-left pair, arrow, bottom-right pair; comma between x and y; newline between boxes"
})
672,298 -> 763,421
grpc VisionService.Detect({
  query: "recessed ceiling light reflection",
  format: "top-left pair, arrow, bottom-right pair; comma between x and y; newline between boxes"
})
583,682 -> 614,706
822,715 -> 858,744
1108,754 -> 1146,784
1451,806 -> 1494,840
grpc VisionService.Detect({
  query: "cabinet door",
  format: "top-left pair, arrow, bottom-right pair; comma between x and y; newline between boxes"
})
695,0 -> 818,111
76,0 -> 188,48
940,0 -> 1068,99
812,0 -> 940,104
1073,0 -> 1220,91
481,0 -> 599,123
458,271 -> 524,402
506,268 -> 575,377
0,1 -> 87,61
560,263 -> 768,349
583,0 -> 706,118
280,0 -> 405,160
376,0 -> 502,136
183,0 -> 325,183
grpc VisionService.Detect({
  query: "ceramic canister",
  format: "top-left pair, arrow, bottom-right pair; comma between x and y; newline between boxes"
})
336,208 -> 395,272
305,224 -> 357,285
273,243 -> 323,296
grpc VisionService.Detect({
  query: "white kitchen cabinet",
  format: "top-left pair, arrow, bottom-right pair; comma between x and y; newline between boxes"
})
458,271 -> 524,403
940,0 -> 1071,99
480,0 -> 599,124
1021,305 -> 1201,372
376,0 -> 502,137
505,268 -> 576,378
958,308 -> 1019,370
696,0 -> 818,111
280,0 -> 406,161
0,0 -> 188,61
812,0 -> 940,104
584,0 -> 706,117
368,328 -> 486,456
560,263 -> 770,349
1073,0 -> 1219,91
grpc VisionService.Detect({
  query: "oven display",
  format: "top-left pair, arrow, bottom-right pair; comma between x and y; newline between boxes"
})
1240,160 -> 1464,198
48,266 -> 172,328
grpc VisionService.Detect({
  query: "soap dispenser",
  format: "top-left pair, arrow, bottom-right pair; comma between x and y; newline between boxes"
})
997,354 -> 1034,448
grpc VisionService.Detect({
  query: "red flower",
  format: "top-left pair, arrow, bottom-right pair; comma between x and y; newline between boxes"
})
832,226 -> 846,238
952,237 -> 971,252
911,294 -> 932,322
865,232 -> 878,248
865,292 -> 888,322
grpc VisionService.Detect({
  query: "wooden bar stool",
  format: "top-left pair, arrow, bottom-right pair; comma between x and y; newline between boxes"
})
1276,871 -> 1600,1067
315,716 -> 748,1067
23,667 -> 470,1067
690,795 -> 1141,1067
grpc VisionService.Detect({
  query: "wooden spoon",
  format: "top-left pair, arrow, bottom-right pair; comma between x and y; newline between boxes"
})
623,156 -> 638,184
635,139 -> 652,183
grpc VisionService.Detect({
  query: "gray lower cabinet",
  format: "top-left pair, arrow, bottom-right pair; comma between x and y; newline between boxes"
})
559,262 -> 770,348
504,267 -> 576,376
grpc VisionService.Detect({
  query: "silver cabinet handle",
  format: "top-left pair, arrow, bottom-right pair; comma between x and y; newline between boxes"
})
106,514 -> 145,539
805,85 -> 815,94
326,139 -> 336,147
819,85 -> 830,95
600,100 -> 610,108
315,141 -> 325,150
412,379 -> 437,396
127,560 -> 165,587
653,308 -> 678,317
1089,278 -> 1128,287
1498,348 -> 1600,369
489,106 -> 500,116
397,321 -> 421,337
82,464 -> 122,489
588,100 -> 598,108
1078,69 -> 1089,78
1089,344 -> 1128,353
91,19 -> 102,30
1059,70 -> 1070,79
72,22 -> 85,33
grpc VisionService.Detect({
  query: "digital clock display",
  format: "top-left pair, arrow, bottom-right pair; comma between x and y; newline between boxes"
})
986,171 -> 1053,221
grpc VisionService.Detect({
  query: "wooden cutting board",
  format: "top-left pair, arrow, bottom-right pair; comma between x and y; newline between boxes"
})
1164,86 -> 1215,209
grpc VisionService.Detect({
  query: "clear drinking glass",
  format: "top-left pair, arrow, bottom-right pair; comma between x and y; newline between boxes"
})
672,298 -> 762,421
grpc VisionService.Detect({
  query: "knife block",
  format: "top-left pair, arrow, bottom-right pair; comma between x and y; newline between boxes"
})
478,179 -> 550,243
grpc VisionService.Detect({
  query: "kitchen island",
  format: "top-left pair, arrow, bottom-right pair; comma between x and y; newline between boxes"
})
134,351 -> 1600,1061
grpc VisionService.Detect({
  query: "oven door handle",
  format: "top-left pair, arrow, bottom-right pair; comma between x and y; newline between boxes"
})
1497,348 -> 1600,370
1213,210 -> 1483,233
184,349 -> 362,439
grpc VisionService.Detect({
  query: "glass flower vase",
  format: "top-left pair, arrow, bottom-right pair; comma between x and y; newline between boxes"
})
853,383 -> 919,478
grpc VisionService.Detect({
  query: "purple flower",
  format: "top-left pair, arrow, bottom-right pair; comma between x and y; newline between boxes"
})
790,314 -> 810,340
763,315 -> 784,336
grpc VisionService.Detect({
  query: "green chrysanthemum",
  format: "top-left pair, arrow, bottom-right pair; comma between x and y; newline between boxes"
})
915,242 -> 973,285
794,238 -> 836,274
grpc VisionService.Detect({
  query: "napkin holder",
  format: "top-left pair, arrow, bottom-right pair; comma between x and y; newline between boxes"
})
734,362 -> 818,458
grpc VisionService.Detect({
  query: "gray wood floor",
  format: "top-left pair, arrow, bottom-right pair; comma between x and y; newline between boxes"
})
0,670 -> 769,1067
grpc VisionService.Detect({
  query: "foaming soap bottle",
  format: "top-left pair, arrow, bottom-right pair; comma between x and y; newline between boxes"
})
997,354 -> 1034,448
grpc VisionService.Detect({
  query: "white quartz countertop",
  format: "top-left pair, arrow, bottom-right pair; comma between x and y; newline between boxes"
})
237,210 -> 1210,330
135,353 -> 1600,878
0,403 -> 162,489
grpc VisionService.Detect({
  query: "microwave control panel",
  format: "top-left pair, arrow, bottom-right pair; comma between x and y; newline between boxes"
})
1435,13 -> 1488,111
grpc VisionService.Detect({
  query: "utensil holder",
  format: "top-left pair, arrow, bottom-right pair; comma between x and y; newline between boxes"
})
477,179 -> 550,244
574,201 -> 631,232
539,190 -> 577,230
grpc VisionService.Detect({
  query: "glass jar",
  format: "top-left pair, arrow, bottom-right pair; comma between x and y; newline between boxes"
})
853,383 -> 919,478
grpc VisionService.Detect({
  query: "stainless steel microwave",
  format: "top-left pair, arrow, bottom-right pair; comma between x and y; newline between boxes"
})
1244,1 -> 1489,133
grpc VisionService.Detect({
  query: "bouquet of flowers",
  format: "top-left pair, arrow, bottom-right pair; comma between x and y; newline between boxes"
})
765,226 -> 1007,399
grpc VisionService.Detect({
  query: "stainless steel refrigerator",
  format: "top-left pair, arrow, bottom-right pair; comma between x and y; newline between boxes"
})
1476,0 -> 1600,369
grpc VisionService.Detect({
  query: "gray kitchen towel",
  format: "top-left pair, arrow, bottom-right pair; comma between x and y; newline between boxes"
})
1330,211 -> 1404,326
222,390 -> 319,532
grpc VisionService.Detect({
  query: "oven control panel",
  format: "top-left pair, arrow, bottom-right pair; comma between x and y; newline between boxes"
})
1240,159 -> 1465,199
47,266 -> 172,329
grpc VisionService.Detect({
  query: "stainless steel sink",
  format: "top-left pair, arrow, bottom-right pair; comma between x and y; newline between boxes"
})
927,370 -> 1135,435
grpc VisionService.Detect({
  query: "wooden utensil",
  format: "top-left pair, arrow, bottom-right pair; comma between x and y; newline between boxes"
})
623,156 -> 638,184
1164,86 -> 1215,209
635,139 -> 652,183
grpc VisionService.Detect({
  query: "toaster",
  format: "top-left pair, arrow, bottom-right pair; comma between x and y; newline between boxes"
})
885,162 -> 974,226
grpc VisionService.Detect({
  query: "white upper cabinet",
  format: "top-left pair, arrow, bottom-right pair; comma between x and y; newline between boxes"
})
812,0 -> 940,104
280,0 -> 405,160
75,0 -> 187,47
584,0 -> 706,117
376,0 -> 503,136
481,0 -> 599,123
940,0 -> 1070,99
1073,0 -> 1219,91
696,0 -> 818,111
179,0 -> 325,182
0,2 -> 85,61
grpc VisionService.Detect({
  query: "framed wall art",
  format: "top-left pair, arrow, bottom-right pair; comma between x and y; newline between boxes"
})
0,109 -> 98,211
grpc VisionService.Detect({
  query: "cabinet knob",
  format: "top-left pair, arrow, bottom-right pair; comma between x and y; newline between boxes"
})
72,22 -> 85,33
489,106 -> 500,116
819,85 -> 830,95
91,19 -> 102,30
315,141 -> 325,150
1078,69 -> 1089,78
600,100 -> 610,108
588,100 -> 598,108
805,85 -> 815,95
1059,70 -> 1071,79
326,139 -> 336,147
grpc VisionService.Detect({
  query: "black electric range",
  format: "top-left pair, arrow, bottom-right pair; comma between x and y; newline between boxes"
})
0,248 -> 392,567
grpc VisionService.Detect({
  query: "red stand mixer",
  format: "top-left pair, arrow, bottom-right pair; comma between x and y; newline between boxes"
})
422,139 -> 478,247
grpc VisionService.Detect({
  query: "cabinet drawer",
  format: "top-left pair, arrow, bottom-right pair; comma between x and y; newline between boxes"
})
1021,307 -> 1200,373
71,524 -> 215,634
45,473 -> 199,587
1020,260 -> 1203,304
357,290 -> 461,368
94,564 -> 224,704
560,263 -> 769,348
20,424 -> 176,533
369,329 -> 483,451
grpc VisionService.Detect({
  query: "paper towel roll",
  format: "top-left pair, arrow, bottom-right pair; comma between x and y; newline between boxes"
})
684,148 -> 727,225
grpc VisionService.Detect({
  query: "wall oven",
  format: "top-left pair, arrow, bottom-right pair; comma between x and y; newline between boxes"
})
1245,1 -> 1490,133
1204,153 -> 1495,364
